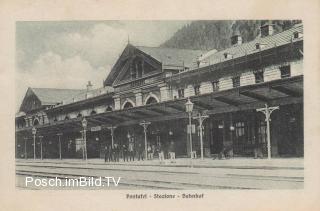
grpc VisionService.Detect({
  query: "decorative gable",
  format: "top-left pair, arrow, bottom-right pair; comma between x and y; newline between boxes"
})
19,88 -> 42,113
110,45 -> 162,86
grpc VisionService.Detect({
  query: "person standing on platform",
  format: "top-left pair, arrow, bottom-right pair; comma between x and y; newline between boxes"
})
115,144 -> 120,162
104,145 -> 108,162
158,143 -> 165,164
122,144 -> 128,162
137,143 -> 144,161
107,145 -> 113,162
168,141 -> 176,163
128,141 -> 135,161
147,143 -> 153,160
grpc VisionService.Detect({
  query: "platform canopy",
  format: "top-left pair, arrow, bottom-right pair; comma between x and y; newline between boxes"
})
17,75 -> 302,136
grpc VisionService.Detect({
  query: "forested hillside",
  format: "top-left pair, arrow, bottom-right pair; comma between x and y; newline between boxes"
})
161,20 -> 301,51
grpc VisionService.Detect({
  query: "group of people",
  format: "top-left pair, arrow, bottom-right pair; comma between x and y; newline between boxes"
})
104,141 -> 176,163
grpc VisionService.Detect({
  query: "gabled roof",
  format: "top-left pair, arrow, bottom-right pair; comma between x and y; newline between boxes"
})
200,24 -> 303,67
135,46 -> 206,68
104,44 -> 206,86
30,88 -> 85,105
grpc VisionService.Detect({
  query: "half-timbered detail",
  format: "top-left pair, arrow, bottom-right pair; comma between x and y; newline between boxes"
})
16,23 -> 303,160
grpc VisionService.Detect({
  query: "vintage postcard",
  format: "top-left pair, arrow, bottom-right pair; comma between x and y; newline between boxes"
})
1,0 -> 320,211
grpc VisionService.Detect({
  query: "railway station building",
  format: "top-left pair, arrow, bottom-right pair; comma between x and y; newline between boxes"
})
15,23 -> 304,160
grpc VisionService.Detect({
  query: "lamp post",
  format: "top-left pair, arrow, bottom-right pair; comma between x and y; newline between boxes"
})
23,137 -> 28,159
185,98 -> 194,160
57,133 -> 63,160
82,118 -> 88,161
39,135 -> 43,160
139,120 -> 151,160
107,126 -> 117,147
32,127 -> 37,160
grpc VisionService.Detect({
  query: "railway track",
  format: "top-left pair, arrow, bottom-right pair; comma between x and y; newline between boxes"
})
16,162 -> 303,190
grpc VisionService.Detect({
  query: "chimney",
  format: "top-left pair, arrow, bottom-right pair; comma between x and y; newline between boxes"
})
86,81 -> 93,91
260,22 -> 274,37
231,30 -> 242,45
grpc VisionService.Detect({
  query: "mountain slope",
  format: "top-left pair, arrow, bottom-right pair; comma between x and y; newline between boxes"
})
161,20 -> 301,51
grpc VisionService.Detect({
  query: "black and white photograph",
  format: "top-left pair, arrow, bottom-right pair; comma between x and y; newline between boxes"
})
15,20 -> 304,190
1,0 -> 320,210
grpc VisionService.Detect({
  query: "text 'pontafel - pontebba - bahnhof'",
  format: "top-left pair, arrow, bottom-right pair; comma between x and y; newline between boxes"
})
15,22 -> 303,161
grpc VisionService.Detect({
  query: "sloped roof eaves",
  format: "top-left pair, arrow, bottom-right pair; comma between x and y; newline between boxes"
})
46,91 -> 115,113
168,39 -> 303,84
31,88 -> 86,105
135,46 -> 206,68
203,24 -> 303,66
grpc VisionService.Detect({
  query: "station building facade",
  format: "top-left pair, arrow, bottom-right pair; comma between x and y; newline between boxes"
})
15,23 -> 303,159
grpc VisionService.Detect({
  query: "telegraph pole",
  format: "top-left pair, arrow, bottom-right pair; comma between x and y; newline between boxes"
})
139,120 -> 151,160
57,133 -> 63,160
193,112 -> 209,160
256,104 -> 279,159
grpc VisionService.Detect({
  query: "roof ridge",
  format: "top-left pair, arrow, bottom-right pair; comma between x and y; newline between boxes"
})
135,45 -> 206,52
31,87 -> 85,91
213,24 -> 303,54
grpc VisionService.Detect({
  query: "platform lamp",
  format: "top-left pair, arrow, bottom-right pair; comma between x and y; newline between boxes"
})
185,98 -> 194,161
82,117 -> 88,161
32,127 -> 37,160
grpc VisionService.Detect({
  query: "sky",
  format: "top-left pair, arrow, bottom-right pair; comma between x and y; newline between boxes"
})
15,20 -> 189,110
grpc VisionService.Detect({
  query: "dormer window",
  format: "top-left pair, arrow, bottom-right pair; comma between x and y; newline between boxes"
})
293,31 -> 303,39
255,43 -> 267,50
224,53 -> 232,59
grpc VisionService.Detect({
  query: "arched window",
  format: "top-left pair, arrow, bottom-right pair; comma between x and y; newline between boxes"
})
106,106 -> 113,112
145,97 -> 158,105
33,118 -> 39,126
77,113 -> 82,118
65,115 -> 70,120
91,110 -> 97,115
123,102 -> 134,109
131,57 -> 143,79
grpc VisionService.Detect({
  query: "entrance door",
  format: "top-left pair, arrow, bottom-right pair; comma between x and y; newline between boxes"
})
256,120 -> 267,155
210,120 -> 224,154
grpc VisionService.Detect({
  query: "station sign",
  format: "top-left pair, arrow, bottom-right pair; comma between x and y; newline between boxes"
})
90,126 -> 101,132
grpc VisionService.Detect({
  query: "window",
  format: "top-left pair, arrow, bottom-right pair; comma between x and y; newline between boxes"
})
257,120 -> 267,144
106,106 -> 113,112
212,81 -> 219,91
130,66 -> 136,79
254,71 -> 264,83
280,65 -> 291,78
224,53 -> 232,59
194,85 -> 200,96
146,97 -> 158,105
131,58 -> 143,79
123,102 -> 133,109
235,122 -> 245,137
255,43 -> 266,50
178,89 -> 184,98
293,31 -> 302,39
232,76 -> 240,88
